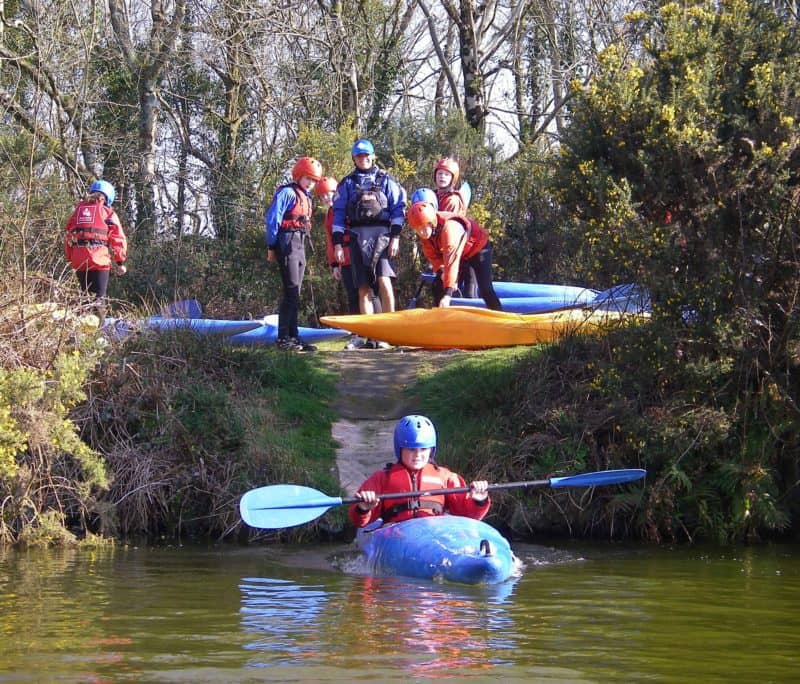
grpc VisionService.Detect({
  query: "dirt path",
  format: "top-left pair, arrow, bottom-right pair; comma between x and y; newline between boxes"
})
325,347 -> 463,495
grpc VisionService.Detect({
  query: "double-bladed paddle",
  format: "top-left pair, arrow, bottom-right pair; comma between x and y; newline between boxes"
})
239,468 -> 646,530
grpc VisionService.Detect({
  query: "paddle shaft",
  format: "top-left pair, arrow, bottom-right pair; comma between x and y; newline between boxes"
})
340,478 -> 551,505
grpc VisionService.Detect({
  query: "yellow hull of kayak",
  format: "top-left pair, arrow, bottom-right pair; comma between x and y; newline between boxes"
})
320,306 -> 647,350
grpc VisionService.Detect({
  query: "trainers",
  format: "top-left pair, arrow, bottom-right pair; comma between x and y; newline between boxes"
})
296,340 -> 317,352
376,341 -> 391,349
276,337 -> 301,351
344,335 -> 364,350
361,339 -> 379,349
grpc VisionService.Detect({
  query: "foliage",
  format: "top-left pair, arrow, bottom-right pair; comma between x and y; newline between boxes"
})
0,275 -> 110,547
548,0 -> 800,541
80,330 -> 339,542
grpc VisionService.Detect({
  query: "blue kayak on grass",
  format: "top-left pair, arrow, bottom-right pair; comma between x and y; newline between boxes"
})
492,282 -> 597,299
103,316 -> 262,338
225,315 -> 348,346
451,290 -> 598,313
143,317 -> 263,336
356,515 -> 517,585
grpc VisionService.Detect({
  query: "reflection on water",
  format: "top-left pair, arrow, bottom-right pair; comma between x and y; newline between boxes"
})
239,573 -> 519,678
0,543 -> 798,682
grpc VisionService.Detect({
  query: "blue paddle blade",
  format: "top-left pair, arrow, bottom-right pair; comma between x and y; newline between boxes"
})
550,469 -> 646,488
239,484 -> 344,529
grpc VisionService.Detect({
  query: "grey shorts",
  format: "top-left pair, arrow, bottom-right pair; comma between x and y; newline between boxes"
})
349,225 -> 396,288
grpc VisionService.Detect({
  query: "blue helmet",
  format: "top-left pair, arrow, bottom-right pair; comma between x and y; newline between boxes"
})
351,139 -> 375,157
411,187 -> 437,206
393,414 -> 437,460
90,180 -> 116,206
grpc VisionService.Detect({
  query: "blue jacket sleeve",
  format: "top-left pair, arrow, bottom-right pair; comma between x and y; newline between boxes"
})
331,179 -> 351,236
385,177 -> 408,231
265,187 -> 297,248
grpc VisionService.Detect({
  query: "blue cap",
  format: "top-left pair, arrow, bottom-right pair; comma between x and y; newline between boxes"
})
351,139 -> 375,156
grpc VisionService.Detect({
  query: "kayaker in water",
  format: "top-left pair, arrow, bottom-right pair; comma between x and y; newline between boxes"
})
407,201 -> 503,311
349,415 -> 490,527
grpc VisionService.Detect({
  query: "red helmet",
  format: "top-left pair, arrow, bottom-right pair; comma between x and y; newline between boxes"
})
408,201 -> 437,230
315,176 -> 338,195
292,156 -> 323,182
434,157 -> 460,185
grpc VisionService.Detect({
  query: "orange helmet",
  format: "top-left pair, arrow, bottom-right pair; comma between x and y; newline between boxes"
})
315,176 -> 338,195
408,201 -> 437,230
292,156 -> 323,182
434,157 -> 460,185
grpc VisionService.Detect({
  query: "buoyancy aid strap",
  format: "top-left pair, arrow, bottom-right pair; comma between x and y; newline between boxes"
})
382,500 -> 444,522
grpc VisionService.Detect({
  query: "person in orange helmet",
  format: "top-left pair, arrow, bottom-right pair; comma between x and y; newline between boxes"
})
266,156 -> 323,352
433,157 -> 469,216
433,157 -> 477,297
407,201 -> 502,310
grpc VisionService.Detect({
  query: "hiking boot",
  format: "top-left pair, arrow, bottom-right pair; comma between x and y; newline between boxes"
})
344,335 -> 364,350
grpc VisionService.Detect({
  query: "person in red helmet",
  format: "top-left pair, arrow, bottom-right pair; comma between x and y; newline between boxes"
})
266,156 -> 323,352
64,179 -> 128,320
433,157 -> 477,297
349,414 -> 490,528
407,201 -> 502,311
433,157 -> 469,216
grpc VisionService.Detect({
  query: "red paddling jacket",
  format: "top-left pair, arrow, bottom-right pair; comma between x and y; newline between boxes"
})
324,208 -> 352,267
436,188 -> 468,216
417,212 -> 489,292
64,197 -> 127,272
349,461 -> 490,528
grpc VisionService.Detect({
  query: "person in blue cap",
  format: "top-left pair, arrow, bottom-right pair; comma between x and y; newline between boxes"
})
331,139 -> 407,348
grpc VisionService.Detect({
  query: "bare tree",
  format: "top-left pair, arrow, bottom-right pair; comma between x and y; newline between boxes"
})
107,0 -> 187,242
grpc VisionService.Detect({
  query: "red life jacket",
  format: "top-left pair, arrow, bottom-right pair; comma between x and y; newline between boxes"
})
65,198 -> 127,271
279,184 -> 312,231
435,213 -> 489,261
379,462 -> 455,523
66,199 -> 113,246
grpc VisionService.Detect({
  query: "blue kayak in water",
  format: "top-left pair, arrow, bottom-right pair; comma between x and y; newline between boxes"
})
356,515 -> 517,585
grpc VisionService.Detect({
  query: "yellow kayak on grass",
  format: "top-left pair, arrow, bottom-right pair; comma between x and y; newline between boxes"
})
320,306 -> 648,351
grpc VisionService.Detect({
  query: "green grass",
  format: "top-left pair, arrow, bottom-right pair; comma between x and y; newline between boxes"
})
410,346 -> 541,476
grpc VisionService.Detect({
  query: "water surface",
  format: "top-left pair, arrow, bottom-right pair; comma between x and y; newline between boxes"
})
0,540 -> 797,682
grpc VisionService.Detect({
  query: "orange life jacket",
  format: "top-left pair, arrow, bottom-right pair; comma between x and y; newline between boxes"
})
436,213 -> 488,260
279,184 -> 312,231
436,188 -> 468,216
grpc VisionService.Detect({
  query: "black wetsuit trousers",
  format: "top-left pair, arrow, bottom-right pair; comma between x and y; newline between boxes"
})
276,230 -> 307,340
432,241 -> 502,311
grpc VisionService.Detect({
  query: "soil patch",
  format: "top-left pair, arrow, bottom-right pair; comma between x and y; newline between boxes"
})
325,347 -> 463,495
